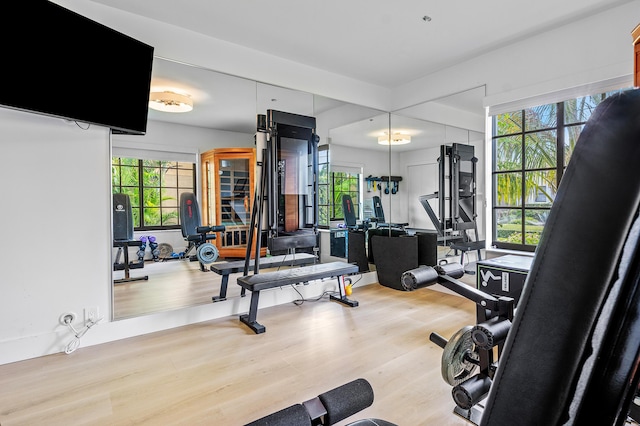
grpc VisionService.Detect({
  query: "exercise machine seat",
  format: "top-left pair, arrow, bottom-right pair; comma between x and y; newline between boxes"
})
342,194 -> 358,229
112,193 -> 147,283
179,192 -> 220,269
480,89 -> 640,425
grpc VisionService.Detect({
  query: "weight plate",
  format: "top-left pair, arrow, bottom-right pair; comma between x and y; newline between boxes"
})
196,242 -> 219,264
441,325 -> 478,386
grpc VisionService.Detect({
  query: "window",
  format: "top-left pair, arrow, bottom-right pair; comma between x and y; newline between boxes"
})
112,157 -> 196,230
491,89 -> 629,251
331,171 -> 360,220
317,146 -> 361,228
318,146 -> 330,227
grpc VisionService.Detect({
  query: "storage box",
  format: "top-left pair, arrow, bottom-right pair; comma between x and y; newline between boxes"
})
476,255 -> 533,305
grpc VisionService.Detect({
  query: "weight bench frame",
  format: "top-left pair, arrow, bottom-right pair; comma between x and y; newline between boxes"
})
209,253 -> 317,301
236,261 -> 359,334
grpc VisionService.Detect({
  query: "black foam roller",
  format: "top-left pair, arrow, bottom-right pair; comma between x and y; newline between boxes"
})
318,378 -> 374,426
452,375 -> 492,410
401,265 -> 438,290
435,262 -> 465,279
244,404 -> 311,426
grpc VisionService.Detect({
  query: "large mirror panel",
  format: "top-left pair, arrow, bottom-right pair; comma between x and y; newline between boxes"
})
111,57 -> 387,320
389,86 -> 486,258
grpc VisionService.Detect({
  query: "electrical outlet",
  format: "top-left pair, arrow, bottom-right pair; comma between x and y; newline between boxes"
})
84,306 -> 99,324
59,312 -> 77,326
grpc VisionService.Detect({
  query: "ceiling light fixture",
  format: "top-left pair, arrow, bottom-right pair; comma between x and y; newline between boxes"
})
378,133 -> 411,145
148,91 -> 193,113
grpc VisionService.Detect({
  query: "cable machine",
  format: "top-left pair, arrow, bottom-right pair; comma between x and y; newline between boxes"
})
244,110 -> 319,274
419,143 -> 484,257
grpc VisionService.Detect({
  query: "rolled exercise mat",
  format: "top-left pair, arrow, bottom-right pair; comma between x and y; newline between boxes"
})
401,265 -> 439,290
435,262 -> 465,279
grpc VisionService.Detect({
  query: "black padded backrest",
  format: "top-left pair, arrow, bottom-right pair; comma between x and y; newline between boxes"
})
480,89 -> 640,425
372,195 -> 385,223
113,193 -> 134,241
342,194 -> 357,228
180,192 -> 201,238
244,404 -> 311,426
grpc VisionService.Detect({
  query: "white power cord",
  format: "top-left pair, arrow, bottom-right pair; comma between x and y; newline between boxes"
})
62,316 -> 102,354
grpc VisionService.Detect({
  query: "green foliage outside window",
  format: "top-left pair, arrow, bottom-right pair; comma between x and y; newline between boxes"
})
112,157 -> 196,230
492,89 -> 629,249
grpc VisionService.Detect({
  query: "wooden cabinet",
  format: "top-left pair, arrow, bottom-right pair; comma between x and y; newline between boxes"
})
633,23 -> 640,87
201,148 -> 265,259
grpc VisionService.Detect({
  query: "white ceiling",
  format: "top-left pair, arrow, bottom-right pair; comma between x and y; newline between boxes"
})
92,0 -> 630,87
90,0 -> 632,150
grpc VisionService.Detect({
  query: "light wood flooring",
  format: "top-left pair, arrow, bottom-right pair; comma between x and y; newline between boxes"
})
113,258 -> 239,319
0,262 -> 479,426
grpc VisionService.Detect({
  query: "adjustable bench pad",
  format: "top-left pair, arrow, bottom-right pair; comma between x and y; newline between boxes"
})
210,253 -> 316,276
237,261 -> 358,291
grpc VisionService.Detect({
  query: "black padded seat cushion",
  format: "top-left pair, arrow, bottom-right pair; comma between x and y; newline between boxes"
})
480,89 -> 640,425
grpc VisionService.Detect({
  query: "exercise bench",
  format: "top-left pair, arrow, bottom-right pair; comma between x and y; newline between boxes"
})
236,261 -> 359,334
209,253 -> 317,302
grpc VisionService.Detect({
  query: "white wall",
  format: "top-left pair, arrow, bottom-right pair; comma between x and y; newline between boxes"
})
0,108 -> 111,363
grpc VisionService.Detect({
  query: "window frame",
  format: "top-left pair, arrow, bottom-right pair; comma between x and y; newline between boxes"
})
112,157 -> 197,231
491,90 -> 628,251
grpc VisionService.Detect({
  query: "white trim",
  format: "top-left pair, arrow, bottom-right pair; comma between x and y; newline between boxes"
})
112,140 -> 198,163
485,75 -> 634,116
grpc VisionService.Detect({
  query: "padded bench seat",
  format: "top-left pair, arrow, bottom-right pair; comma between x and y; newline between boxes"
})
209,253 -> 317,301
237,261 -> 359,334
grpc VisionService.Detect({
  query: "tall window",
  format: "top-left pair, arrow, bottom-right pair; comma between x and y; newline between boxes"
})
492,90 -> 628,251
318,146 -> 330,227
112,157 -> 196,230
317,146 -> 361,227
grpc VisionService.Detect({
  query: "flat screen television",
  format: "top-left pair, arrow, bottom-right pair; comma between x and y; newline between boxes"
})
1,2 -> 154,135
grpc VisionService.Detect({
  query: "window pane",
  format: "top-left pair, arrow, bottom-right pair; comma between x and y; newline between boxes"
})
162,207 -> 179,226
524,208 -> 549,246
564,124 -> 583,166
119,157 -> 138,166
525,170 -> 556,207
144,188 -> 160,208
177,168 -> 194,188
143,207 -> 161,227
143,166 -> 161,187
318,163 -> 329,184
162,166 -> 178,187
131,207 -> 141,227
161,188 -> 178,207
111,165 -> 121,187
495,172 -> 522,207
495,209 -> 522,244
495,110 -> 523,136
495,136 -> 522,171
524,104 -> 557,131
564,94 -> 604,124
524,130 -> 557,169
120,165 -> 139,186
122,188 -> 139,206
318,185 -> 328,205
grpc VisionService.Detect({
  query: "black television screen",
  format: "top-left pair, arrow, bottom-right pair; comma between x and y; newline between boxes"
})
1,2 -> 154,135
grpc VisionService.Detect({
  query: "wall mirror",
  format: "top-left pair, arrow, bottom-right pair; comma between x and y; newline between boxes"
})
388,85 -> 486,236
111,56 -> 386,320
